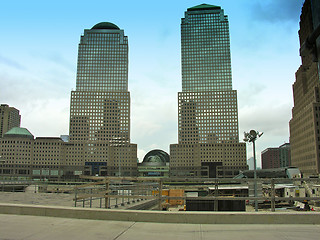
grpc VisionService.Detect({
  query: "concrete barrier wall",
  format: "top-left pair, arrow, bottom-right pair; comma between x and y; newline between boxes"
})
0,203 -> 319,224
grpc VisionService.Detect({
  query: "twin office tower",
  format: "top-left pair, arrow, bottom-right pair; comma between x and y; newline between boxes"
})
71,4 -> 247,178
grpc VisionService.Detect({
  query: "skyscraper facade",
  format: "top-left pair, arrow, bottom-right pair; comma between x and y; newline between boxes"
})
69,22 -> 137,176
0,104 -> 21,138
181,4 -> 232,92
170,4 -> 247,178
289,0 -> 320,177
75,22 -> 128,92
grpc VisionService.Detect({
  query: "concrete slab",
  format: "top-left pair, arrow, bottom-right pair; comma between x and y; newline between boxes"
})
1,214 -> 320,240
1,203 -> 320,224
0,214 -> 133,240
200,224 -> 320,240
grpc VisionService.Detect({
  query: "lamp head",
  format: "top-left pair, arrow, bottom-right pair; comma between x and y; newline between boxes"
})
249,130 -> 257,137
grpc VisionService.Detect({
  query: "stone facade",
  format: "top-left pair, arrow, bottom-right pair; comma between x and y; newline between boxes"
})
0,104 -> 21,138
68,22 -> 137,177
289,0 -> 320,177
170,4 -> 247,178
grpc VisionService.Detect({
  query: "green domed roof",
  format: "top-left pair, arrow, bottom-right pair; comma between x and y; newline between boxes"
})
4,127 -> 34,139
91,22 -> 120,30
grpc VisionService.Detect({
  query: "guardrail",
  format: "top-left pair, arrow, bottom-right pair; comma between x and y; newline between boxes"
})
1,176 -> 319,212
72,177 -> 320,211
73,179 -> 158,209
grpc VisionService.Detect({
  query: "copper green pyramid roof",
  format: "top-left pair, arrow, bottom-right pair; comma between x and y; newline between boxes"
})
4,127 -> 34,139
188,4 -> 221,11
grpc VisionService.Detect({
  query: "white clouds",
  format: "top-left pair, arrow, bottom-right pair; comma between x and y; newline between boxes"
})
0,55 -> 25,70
0,52 -> 72,139
21,98 -> 70,137
137,148 -> 147,163
239,102 -> 292,135
250,0 -> 304,23
130,76 -> 178,156
239,101 -> 292,168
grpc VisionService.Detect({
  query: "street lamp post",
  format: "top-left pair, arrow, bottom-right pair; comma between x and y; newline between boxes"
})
244,130 -> 263,212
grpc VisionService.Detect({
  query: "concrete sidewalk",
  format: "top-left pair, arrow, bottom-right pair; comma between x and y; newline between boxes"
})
1,203 -> 320,224
1,214 -> 320,240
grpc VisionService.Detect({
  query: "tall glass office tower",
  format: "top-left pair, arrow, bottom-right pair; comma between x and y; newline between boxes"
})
170,4 -> 247,178
181,4 -> 232,92
69,22 -> 137,177
75,22 -> 128,92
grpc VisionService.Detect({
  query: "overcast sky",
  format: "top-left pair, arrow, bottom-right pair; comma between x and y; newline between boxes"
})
0,0 -> 305,166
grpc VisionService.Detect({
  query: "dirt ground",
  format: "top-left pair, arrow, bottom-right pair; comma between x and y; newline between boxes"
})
0,185 -> 147,209
0,190 -> 74,207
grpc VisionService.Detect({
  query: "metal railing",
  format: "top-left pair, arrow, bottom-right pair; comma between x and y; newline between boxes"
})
2,176 -> 318,212
72,177 -> 320,211
73,178 -> 159,209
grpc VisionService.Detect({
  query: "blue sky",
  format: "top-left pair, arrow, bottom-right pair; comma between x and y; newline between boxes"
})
0,0 -> 304,166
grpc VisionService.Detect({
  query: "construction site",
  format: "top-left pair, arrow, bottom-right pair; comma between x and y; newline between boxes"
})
2,175 -> 320,212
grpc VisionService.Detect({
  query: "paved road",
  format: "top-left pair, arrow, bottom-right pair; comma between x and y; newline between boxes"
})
1,214 -> 320,240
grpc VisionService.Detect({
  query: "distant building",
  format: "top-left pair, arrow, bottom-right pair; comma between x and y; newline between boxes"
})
279,143 -> 291,168
137,150 -> 169,177
289,0 -> 320,176
261,148 -> 280,169
236,167 -> 301,179
247,157 -> 254,170
170,4 -> 247,178
261,143 -> 291,169
0,104 -> 21,138
0,127 -> 83,179
0,127 -> 34,176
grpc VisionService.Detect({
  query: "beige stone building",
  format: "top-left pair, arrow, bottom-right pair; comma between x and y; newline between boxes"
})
0,127 -> 107,179
68,22 -> 137,177
0,127 -> 92,179
0,128 -> 33,176
0,104 -> 21,138
289,0 -> 320,177
31,137 -> 65,178
170,4 -> 247,178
